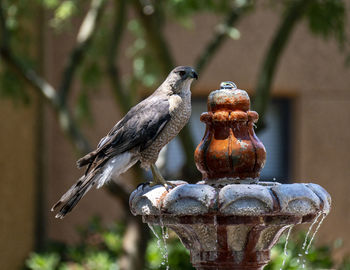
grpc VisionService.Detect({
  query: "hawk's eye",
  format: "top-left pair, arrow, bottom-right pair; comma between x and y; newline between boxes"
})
179,70 -> 186,77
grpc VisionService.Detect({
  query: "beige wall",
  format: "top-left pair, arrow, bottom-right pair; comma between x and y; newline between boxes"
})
0,99 -> 37,269
296,93 -> 350,260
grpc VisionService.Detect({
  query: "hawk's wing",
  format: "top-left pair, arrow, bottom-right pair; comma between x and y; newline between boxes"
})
77,95 -> 171,170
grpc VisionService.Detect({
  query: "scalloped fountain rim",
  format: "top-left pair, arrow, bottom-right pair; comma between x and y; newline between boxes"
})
130,181 -> 331,218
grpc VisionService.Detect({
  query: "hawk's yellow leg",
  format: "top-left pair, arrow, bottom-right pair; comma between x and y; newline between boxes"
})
150,164 -> 175,189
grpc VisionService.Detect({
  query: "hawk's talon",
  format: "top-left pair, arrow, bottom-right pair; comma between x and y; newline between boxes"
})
137,182 -> 148,190
163,181 -> 176,190
149,164 -> 175,190
148,180 -> 175,190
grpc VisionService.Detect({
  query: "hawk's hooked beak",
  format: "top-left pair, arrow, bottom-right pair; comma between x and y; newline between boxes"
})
190,70 -> 198,80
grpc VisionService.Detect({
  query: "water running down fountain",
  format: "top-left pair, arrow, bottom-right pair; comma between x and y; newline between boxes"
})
129,82 -> 331,270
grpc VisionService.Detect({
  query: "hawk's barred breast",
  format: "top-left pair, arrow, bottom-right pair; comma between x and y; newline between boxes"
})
139,90 -> 191,168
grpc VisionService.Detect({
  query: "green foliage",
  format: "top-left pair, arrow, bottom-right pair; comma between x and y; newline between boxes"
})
26,253 -> 60,270
145,227 -> 193,270
0,67 -> 29,105
25,217 -> 123,270
83,252 -> 118,270
126,19 -> 161,89
24,217 -> 350,270
75,90 -> 93,124
40,0 -> 80,29
266,232 -> 334,270
266,231 -> 350,270
2,0 -> 37,54
145,228 -> 350,270
305,0 -> 346,45
164,0 -> 253,29
75,60 -> 102,124
165,0 -> 232,18
1,0 -> 349,109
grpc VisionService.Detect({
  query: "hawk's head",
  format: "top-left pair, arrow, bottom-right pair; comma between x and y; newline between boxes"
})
164,66 -> 198,94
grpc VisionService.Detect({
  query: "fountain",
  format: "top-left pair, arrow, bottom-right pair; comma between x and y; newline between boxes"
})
129,82 -> 331,270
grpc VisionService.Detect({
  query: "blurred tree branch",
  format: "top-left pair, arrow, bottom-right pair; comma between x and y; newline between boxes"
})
253,0 -> 311,130
132,0 -> 173,75
0,48 -> 91,154
106,0 -> 133,111
0,3 -> 8,48
195,1 -> 254,75
58,0 -> 107,107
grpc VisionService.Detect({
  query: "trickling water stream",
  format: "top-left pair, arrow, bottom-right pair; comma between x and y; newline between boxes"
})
296,212 -> 327,268
147,221 -> 170,270
302,212 -> 322,251
280,225 -> 294,270
305,213 -> 326,254
160,216 -> 170,270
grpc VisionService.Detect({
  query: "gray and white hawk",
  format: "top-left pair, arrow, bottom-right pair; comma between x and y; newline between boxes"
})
51,66 -> 198,218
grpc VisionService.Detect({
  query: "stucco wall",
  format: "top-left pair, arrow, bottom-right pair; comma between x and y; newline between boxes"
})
0,100 -> 37,269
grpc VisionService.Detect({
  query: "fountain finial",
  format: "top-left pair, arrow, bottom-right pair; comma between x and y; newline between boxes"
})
220,81 -> 237,89
195,82 -> 266,184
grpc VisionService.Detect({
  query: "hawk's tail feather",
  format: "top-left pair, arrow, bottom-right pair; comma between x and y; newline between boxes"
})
51,174 -> 95,219
53,152 -> 138,218
76,151 -> 98,168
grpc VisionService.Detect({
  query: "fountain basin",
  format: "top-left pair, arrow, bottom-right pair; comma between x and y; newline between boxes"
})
129,82 -> 332,269
130,181 -> 330,270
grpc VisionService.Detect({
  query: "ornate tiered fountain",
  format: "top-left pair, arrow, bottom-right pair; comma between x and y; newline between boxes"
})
129,82 -> 331,270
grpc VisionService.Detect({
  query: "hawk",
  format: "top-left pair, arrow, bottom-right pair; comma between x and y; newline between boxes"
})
51,66 -> 198,218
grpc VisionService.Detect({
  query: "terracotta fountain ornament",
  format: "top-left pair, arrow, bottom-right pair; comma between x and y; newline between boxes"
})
129,82 -> 331,270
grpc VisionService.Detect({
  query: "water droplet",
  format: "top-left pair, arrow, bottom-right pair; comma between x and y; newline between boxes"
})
297,253 -> 302,264
164,226 -> 169,239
